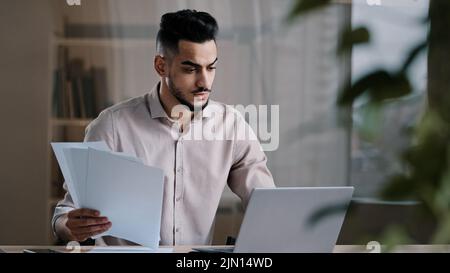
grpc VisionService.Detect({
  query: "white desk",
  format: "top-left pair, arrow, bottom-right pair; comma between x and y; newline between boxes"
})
1,245 -> 450,253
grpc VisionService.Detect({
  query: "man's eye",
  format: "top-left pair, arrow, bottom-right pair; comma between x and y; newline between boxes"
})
184,68 -> 196,73
208,67 -> 217,71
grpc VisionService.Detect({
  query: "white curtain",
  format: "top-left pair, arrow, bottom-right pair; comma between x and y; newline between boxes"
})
55,0 -> 352,197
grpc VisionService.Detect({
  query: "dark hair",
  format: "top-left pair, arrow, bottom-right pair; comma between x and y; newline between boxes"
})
156,9 -> 218,56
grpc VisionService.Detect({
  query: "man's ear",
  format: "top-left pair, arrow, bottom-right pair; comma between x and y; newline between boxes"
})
154,55 -> 167,77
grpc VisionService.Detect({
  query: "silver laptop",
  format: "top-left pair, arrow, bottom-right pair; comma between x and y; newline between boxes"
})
194,186 -> 354,253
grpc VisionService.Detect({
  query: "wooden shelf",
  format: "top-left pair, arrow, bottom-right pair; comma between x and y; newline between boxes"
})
52,118 -> 92,127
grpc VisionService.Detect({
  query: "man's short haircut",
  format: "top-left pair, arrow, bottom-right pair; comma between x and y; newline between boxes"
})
156,9 -> 218,57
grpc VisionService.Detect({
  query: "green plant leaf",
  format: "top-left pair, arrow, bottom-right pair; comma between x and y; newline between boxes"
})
338,70 -> 412,106
370,72 -> 412,102
338,26 -> 370,54
400,41 -> 428,73
415,110 -> 449,145
433,168 -> 450,215
403,134 -> 447,187
431,213 -> 450,244
339,70 -> 387,106
381,174 -> 414,200
379,225 -> 413,251
285,0 -> 331,23
357,102 -> 382,141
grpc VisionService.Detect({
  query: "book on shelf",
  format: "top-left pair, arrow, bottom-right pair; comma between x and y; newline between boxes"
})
68,58 -> 85,119
66,80 -> 75,118
91,67 -> 109,116
52,56 -> 110,120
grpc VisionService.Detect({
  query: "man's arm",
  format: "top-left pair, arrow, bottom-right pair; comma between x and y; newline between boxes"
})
227,112 -> 275,208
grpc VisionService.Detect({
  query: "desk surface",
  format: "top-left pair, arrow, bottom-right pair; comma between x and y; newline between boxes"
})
1,245 -> 450,253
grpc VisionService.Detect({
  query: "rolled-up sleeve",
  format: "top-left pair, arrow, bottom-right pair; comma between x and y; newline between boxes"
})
227,113 -> 276,208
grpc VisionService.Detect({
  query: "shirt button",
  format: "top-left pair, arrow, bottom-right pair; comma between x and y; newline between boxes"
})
176,197 -> 181,202
176,167 -> 183,173
176,228 -> 180,233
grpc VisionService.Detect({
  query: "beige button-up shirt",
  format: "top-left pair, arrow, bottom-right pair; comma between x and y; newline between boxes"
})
52,82 -> 275,246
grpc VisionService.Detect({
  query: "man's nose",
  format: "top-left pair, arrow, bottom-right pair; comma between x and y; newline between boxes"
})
196,69 -> 211,89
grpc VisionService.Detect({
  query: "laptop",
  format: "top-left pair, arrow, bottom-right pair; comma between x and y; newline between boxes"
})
193,186 -> 354,253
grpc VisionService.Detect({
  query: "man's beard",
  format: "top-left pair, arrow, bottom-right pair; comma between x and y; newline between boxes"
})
167,78 -> 210,112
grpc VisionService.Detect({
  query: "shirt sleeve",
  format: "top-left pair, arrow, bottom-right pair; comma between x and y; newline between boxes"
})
51,109 -> 115,237
227,111 -> 276,209
51,182 -> 76,237
84,109 -> 115,149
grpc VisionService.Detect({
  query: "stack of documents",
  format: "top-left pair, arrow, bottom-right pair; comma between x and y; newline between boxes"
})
51,141 -> 164,249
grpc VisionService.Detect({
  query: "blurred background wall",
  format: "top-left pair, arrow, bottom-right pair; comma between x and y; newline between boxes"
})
0,0 -> 52,244
0,0 -> 429,245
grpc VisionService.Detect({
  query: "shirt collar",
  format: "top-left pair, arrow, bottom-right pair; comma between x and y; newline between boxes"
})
147,82 -> 214,119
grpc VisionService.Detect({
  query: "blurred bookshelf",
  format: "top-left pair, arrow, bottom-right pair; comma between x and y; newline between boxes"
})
49,42 -> 107,219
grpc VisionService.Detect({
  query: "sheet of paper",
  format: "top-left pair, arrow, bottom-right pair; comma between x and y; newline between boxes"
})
51,142 -> 110,207
63,147 -> 88,206
85,148 -> 164,248
62,147 -> 144,207
110,151 -> 143,163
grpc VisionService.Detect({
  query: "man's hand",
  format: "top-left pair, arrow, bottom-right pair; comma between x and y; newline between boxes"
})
61,209 -> 112,242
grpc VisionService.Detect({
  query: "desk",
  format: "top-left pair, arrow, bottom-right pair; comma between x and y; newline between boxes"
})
1,245 -> 450,253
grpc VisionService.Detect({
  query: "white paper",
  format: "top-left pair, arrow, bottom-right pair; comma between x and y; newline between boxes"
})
51,141 -> 165,248
51,142 -> 110,207
62,147 -> 145,206
63,147 -> 88,206
85,148 -> 164,248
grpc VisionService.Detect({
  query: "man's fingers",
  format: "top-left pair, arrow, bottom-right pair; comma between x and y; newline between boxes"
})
65,209 -> 110,242
72,224 -> 111,242
67,217 -> 109,228
72,222 -> 112,235
73,228 -> 110,242
68,208 -> 100,218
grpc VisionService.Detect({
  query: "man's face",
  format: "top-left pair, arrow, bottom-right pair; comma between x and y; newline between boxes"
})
164,40 -> 218,111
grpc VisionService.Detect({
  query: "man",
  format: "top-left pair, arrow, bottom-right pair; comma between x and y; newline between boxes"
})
53,9 -> 275,246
